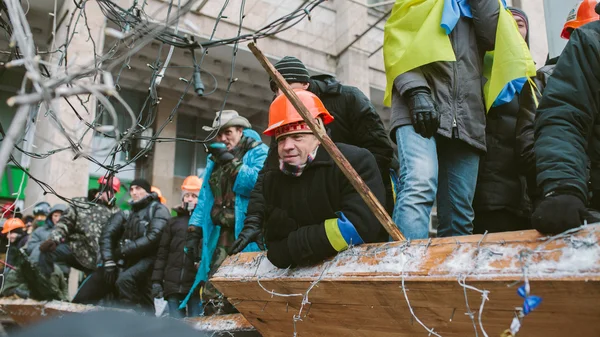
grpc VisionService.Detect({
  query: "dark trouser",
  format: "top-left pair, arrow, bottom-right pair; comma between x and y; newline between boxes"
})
166,293 -> 202,318
473,209 -> 531,234
38,243 -> 92,276
73,257 -> 154,309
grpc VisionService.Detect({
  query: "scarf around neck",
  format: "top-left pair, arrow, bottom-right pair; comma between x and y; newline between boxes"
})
279,146 -> 319,177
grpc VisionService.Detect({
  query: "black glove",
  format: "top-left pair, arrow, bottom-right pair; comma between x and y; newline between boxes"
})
207,143 -> 235,163
532,192 -> 599,235
151,283 -> 164,298
264,207 -> 297,242
118,239 -> 136,258
230,220 -> 265,255
185,226 -> 203,262
266,239 -> 295,269
39,239 -> 58,253
103,260 -> 119,285
404,87 -> 440,138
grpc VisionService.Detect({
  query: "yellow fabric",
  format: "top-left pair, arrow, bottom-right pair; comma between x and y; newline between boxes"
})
383,0 -> 456,107
483,2 -> 536,111
324,218 -> 349,252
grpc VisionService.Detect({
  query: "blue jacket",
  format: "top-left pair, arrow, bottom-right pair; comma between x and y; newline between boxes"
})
181,129 -> 268,308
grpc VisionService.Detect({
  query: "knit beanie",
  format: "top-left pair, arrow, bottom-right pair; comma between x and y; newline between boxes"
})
130,179 -> 152,193
271,56 -> 310,88
508,7 -> 530,46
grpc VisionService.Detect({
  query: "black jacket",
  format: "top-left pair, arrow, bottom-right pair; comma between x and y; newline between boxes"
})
534,21 -> 600,205
100,193 -> 170,264
516,59 -> 557,203
151,208 -> 196,297
474,95 -> 531,217
261,144 -> 385,268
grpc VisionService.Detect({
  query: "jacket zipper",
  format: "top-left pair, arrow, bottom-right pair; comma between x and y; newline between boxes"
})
451,24 -> 458,139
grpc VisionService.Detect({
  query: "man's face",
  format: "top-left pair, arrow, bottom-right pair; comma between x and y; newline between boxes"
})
130,185 -> 148,202
513,15 -> 528,41
8,232 -> 19,243
273,82 -> 310,97
216,127 -> 243,151
96,190 -> 112,203
34,214 -> 46,226
51,211 -> 62,225
277,133 -> 320,166
182,192 -> 198,209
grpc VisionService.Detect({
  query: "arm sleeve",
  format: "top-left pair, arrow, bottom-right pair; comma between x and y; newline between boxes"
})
49,205 -> 78,243
534,28 -> 600,202
123,204 -> 170,257
25,229 -> 42,255
349,87 -> 394,178
393,69 -> 430,97
469,0 -> 500,52
100,211 -> 126,262
232,144 -> 269,198
151,221 -> 172,283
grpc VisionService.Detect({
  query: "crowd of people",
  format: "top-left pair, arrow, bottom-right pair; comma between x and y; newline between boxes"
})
0,0 -> 599,321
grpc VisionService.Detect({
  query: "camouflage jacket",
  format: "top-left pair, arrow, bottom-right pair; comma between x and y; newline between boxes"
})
49,197 -> 112,271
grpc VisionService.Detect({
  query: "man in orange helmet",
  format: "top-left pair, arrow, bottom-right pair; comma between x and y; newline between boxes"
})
233,90 -> 385,268
531,2 -> 600,234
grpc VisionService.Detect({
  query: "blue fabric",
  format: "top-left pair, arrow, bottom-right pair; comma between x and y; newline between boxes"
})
441,0 -> 472,35
393,126 -> 479,239
491,77 -> 527,108
180,129 -> 268,309
335,212 -> 364,246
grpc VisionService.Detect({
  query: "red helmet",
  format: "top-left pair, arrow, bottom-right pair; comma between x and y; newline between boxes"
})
98,176 -> 121,193
562,0 -> 600,39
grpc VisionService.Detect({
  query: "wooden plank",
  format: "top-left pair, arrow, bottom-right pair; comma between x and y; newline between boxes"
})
184,313 -> 256,332
212,226 -> 600,336
247,42 -> 405,242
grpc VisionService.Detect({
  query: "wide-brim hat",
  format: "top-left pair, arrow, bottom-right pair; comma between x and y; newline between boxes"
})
202,110 -> 251,132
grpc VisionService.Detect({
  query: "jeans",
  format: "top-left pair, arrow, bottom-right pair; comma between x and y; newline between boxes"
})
38,243 -> 91,276
393,126 -> 480,239
167,293 -> 202,318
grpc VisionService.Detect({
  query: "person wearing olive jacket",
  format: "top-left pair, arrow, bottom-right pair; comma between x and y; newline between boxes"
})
532,9 -> 600,234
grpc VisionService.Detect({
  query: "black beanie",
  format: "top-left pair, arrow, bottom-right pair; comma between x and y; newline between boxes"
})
271,56 -> 310,87
130,179 -> 152,193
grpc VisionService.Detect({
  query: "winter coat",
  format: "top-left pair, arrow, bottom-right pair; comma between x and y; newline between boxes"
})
182,128 -> 268,307
48,197 -> 112,271
534,21 -> 600,205
262,144 -> 385,268
308,75 -> 394,180
25,218 -> 54,263
389,0 -> 500,151
151,208 -> 196,297
516,59 -> 557,203
474,95 -> 531,217
100,193 -> 170,265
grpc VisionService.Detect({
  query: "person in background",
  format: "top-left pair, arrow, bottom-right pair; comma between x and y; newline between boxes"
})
472,8 -> 533,233
516,0 -> 600,206
531,2 -> 600,235
32,202 -> 50,230
23,215 -> 34,235
235,90 -> 384,269
74,179 -> 170,310
182,110 -> 268,315
151,176 -> 203,318
152,186 -> 167,205
37,177 -> 119,276
26,204 -> 69,273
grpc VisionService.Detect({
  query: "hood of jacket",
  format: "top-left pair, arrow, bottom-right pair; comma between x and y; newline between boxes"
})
308,74 -> 342,96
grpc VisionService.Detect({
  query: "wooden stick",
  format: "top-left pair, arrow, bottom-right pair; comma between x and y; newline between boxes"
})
248,42 -> 405,242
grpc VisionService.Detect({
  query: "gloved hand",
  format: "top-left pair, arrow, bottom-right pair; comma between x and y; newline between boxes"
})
103,260 -> 119,285
266,239 -> 295,269
532,192 -> 599,234
207,143 -> 235,163
39,239 -> 58,253
404,87 -> 440,138
264,207 -> 297,242
185,226 -> 203,263
230,220 -> 265,255
118,239 -> 136,258
151,283 -> 164,298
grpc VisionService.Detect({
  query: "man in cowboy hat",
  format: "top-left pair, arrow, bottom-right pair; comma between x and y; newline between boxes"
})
181,110 -> 268,315
232,90 -> 385,268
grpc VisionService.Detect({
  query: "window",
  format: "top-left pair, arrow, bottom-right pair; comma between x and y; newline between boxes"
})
173,113 -> 213,178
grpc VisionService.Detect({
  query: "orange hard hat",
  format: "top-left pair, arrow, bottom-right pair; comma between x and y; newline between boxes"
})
562,0 -> 599,39
181,176 -> 202,193
98,176 -> 121,193
151,186 -> 167,205
264,89 -> 334,139
2,218 -> 25,234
